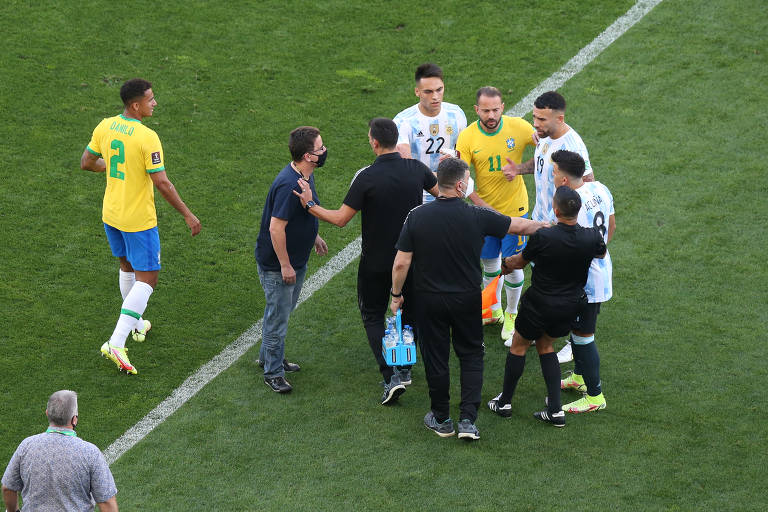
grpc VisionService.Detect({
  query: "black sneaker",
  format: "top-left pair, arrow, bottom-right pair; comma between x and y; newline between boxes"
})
264,376 -> 292,393
380,373 -> 406,405
487,392 -> 513,418
457,419 -> 480,441
533,409 -> 565,427
257,359 -> 301,373
282,360 -> 301,372
398,367 -> 412,386
424,411 -> 455,437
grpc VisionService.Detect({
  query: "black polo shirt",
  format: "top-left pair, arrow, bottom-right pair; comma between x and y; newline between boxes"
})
522,222 -> 606,299
396,197 -> 510,294
343,152 -> 436,271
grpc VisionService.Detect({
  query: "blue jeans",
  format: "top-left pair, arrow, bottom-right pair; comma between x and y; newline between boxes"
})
257,264 -> 307,378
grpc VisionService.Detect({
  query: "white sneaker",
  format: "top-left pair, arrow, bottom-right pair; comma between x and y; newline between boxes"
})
557,341 -> 573,364
505,334 -> 535,348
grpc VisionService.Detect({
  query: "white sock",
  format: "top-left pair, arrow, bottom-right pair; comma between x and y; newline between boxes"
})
482,257 -> 502,311
119,269 -> 145,331
504,269 -> 524,314
109,281 -> 153,348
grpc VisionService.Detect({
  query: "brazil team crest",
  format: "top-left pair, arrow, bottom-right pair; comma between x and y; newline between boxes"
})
430,123 -> 439,136
505,137 -> 516,150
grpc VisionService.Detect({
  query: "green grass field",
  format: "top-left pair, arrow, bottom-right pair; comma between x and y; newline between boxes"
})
1,0 -> 766,510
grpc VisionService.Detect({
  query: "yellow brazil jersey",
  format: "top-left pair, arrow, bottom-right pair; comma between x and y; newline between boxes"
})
86,114 -> 164,232
456,115 -> 535,217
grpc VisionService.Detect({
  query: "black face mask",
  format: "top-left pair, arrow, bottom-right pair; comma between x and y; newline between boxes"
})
314,149 -> 328,168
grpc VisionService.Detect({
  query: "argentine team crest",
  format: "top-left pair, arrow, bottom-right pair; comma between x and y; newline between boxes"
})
446,125 -> 454,135
505,137 -> 516,150
429,123 -> 439,136
541,142 -> 550,155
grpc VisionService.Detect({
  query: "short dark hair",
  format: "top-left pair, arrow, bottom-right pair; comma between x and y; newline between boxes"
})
534,91 -> 566,111
553,186 -> 581,218
476,86 -> 502,103
551,150 -> 585,179
437,157 -> 467,188
289,126 -> 321,162
368,117 -> 398,149
120,78 -> 152,106
415,63 -> 443,82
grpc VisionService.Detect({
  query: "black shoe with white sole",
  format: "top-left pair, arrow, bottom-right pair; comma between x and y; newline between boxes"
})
264,376 -> 292,393
257,359 -> 301,373
488,393 -> 513,418
380,373 -> 406,405
457,419 -> 480,441
533,409 -> 565,427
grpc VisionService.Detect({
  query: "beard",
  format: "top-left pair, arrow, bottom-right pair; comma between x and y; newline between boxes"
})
481,118 -> 498,131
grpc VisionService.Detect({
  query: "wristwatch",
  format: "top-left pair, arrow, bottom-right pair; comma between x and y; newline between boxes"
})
305,200 -> 316,211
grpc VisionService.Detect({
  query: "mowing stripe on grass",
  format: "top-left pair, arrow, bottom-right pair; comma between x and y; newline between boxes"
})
104,239 -> 362,465
507,0 -> 664,118
104,0 -> 662,466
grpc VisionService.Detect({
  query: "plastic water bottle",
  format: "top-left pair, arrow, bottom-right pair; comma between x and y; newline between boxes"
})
385,316 -> 396,332
384,329 -> 398,348
402,325 -> 414,345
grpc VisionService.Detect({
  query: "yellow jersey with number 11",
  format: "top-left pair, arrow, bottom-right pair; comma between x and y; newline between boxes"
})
86,114 -> 164,232
456,115 -> 535,217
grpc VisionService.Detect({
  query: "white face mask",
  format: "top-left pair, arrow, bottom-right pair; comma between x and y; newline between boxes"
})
458,180 -> 467,198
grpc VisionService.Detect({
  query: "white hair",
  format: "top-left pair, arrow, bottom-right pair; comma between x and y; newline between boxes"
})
47,390 -> 78,426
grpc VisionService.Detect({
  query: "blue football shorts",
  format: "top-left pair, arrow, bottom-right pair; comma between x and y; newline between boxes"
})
480,213 -> 529,259
104,223 -> 161,271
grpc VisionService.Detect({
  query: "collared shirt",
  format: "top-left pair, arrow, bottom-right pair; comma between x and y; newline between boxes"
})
2,432 -> 117,511
255,163 -> 320,271
343,152 -> 436,271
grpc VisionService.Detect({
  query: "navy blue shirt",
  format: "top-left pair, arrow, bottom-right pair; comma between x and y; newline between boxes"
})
255,163 -> 319,271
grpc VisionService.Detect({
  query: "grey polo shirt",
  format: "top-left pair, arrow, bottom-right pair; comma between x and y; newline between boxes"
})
2,430 -> 117,511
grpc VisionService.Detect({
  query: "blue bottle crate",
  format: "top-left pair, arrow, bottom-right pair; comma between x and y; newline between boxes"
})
382,310 -> 417,366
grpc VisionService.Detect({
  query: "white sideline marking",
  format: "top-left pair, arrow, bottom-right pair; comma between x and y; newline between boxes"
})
507,0 -> 663,118
104,239 -> 362,464
104,0 -> 662,465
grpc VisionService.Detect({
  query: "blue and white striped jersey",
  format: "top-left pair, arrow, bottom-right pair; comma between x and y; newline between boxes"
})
532,127 -> 592,223
575,181 -> 614,303
393,102 -> 467,203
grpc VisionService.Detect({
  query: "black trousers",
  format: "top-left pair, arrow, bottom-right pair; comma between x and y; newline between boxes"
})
357,265 -> 416,380
412,290 -> 484,423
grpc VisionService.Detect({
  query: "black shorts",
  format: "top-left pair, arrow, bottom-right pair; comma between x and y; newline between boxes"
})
514,289 -> 587,341
572,302 -> 601,334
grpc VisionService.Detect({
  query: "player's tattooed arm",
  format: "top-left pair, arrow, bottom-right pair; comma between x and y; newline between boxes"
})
503,158 -> 534,181
517,158 -> 535,174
